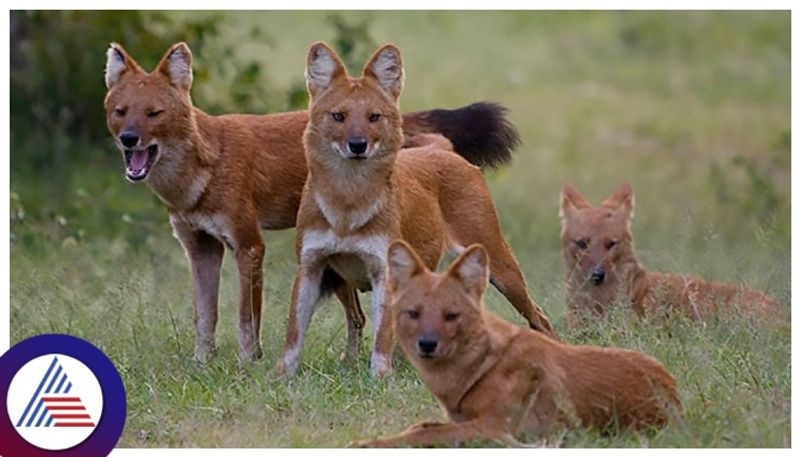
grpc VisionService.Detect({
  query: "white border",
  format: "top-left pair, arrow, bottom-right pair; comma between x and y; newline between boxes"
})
3,3 -> 796,456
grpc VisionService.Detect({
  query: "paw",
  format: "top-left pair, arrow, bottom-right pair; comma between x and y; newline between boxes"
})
193,345 -> 217,364
340,350 -> 356,365
270,360 -> 298,378
238,344 -> 263,363
370,365 -> 392,378
369,353 -> 392,378
340,344 -> 361,365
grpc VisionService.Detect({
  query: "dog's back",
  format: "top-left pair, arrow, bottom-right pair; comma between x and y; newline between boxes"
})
465,315 -> 681,435
633,271 -> 781,321
548,340 -> 681,431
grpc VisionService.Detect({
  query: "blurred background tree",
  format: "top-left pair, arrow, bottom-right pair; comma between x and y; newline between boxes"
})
11,11 -> 272,172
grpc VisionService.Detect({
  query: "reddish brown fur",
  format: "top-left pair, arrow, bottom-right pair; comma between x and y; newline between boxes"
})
559,182 -> 782,326
350,241 -> 681,447
103,42 -> 511,363
274,43 -> 556,378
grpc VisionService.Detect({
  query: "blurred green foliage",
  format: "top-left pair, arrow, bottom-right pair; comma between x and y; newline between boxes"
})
10,10 -> 789,248
326,13 -> 377,72
9,11 -> 293,167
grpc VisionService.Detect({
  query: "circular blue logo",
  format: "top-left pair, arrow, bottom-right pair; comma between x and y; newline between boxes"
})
0,334 -> 126,456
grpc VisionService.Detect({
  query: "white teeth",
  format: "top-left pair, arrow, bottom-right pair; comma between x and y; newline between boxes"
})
126,167 -> 148,177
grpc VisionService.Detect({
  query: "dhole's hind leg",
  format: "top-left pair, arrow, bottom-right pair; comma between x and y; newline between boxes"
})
335,284 -> 365,363
486,242 -> 557,339
234,238 -> 265,362
442,165 -> 557,338
448,226 -> 557,337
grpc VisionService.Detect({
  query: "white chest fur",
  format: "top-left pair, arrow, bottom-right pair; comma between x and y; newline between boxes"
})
301,229 -> 389,284
172,212 -> 236,250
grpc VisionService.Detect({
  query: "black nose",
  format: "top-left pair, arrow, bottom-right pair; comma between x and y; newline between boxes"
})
417,337 -> 438,355
347,137 -> 368,155
590,268 -> 606,285
119,132 -> 140,148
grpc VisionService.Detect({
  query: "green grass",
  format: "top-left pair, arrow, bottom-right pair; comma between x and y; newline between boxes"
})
10,11 -> 790,447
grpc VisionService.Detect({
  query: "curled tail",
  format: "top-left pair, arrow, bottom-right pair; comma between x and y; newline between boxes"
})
402,102 -> 520,169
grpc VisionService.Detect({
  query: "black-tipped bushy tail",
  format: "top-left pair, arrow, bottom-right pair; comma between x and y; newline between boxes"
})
402,102 -> 520,169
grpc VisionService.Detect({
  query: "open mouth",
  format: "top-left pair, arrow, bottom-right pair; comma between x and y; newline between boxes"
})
124,145 -> 159,182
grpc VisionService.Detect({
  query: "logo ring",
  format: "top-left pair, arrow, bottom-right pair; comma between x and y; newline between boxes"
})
0,334 -> 126,457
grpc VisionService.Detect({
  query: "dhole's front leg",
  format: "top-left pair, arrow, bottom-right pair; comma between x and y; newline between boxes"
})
233,228 -> 265,362
171,219 -> 224,363
349,419 -> 521,448
369,270 -> 393,377
273,262 -> 325,376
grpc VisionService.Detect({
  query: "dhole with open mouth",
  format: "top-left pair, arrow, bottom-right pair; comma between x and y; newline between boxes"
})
103,41 -> 527,364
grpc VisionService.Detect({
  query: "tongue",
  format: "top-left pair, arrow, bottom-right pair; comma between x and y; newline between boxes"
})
130,150 -> 149,172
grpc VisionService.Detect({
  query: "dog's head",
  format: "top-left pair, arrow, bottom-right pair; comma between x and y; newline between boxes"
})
387,241 -> 489,364
560,182 -> 637,305
302,42 -> 404,165
104,42 -> 195,183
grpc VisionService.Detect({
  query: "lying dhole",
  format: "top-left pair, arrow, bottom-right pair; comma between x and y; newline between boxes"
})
351,241 -> 682,447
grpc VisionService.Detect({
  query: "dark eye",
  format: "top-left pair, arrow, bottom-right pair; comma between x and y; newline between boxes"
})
444,312 -> 460,322
575,239 -> 589,250
368,113 -> 381,122
147,109 -> 164,118
114,108 -> 127,117
407,310 -> 420,320
331,112 -> 346,122
606,240 -> 619,249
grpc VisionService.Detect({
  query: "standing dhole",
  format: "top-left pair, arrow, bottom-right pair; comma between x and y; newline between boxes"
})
560,182 -> 781,325
103,41 -> 525,363
273,42 -> 557,378
349,241 -> 681,447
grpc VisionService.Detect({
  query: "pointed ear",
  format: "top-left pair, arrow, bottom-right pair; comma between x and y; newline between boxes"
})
156,42 -> 193,91
363,44 -> 404,100
559,183 -> 591,223
601,182 -> 635,220
387,241 -> 426,293
105,42 -> 141,89
305,42 -> 347,98
447,245 -> 489,299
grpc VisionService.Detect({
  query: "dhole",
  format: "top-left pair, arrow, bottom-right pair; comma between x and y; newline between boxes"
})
560,182 -> 781,325
349,241 -> 681,447
273,42 -> 557,378
104,41 -> 524,363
